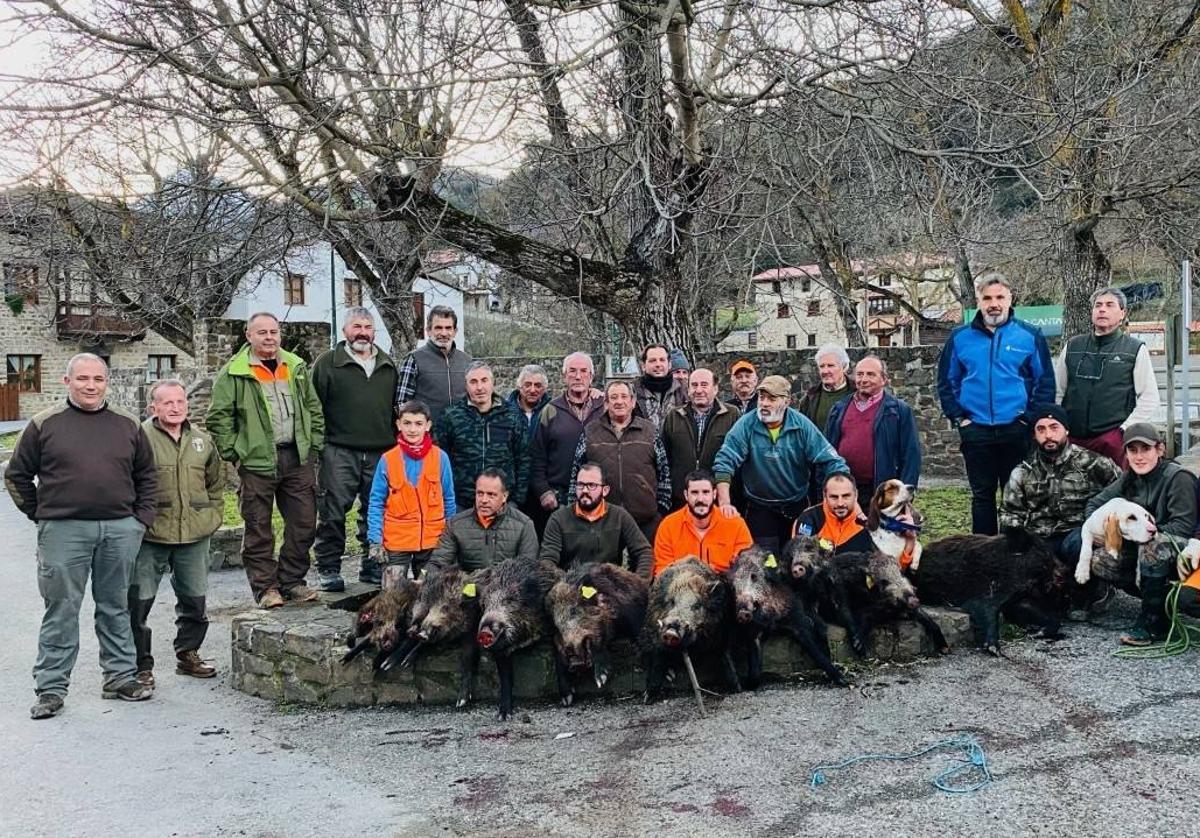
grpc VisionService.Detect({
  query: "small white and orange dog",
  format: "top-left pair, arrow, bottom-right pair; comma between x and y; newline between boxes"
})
866,479 -> 923,571
1074,498 -> 1158,585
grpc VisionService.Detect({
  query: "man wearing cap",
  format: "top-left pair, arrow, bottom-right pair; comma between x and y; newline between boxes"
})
1055,287 -> 1159,468
999,404 -> 1123,570
727,360 -> 759,415
669,349 -> 691,388
633,344 -> 687,430
796,343 -> 852,433
1066,423 -> 1196,645
937,272 -> 1055,535
712,374 -> 849,552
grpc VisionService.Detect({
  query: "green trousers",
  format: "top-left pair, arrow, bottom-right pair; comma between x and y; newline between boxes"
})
128,538 -> 211,672
35,517 -> 145,697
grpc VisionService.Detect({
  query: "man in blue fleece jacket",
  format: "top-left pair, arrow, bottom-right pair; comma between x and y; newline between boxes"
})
713,375 -> 849,553
937,273 -> 1055,535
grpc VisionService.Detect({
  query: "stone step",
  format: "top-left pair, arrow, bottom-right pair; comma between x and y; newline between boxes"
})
229,603 -> 976,708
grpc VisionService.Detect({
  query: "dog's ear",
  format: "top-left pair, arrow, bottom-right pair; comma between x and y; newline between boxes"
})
865,485 -> 883,529
1103,514 -> 1124,554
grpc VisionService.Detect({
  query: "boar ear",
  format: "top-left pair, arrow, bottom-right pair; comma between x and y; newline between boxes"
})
1103,515 -> 1123,554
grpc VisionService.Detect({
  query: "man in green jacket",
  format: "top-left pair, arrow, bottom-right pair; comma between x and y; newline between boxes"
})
310,307 -> 398,590
539,462 -> 654,577
129,379 -> 224,688
428,469 -> 538,572
207,312 -> 325,608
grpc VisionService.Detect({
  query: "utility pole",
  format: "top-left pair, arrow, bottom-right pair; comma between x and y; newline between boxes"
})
1183,259 -> 1193,453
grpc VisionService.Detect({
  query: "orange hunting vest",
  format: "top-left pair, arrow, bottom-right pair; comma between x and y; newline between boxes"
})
382,446 -> 446,552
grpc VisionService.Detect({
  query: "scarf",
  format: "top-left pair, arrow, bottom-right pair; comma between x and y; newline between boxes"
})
853,390 -> 885,413
398,432 -> 433,460
641,373 -> 673,395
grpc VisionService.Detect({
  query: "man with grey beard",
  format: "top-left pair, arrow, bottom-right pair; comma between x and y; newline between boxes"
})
937,273 -> 1055,535
712,375 -> 849,553
311,308 -> 398,590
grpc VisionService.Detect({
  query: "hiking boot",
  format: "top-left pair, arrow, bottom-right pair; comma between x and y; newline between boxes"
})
283,584 -> 319,603
30,694 -> 64,720
176,650 -> 217,679
358,563 -> 382,586
102,680 -> 154,702
315,571 -> 345,593
136,670 -> 155,689
1119,625 -> 1166,647
259,589 -> 285,609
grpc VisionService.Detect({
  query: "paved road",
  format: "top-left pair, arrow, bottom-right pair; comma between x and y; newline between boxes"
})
1,491 -> 1197,837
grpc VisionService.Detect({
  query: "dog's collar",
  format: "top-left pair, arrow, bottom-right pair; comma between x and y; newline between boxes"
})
879,514 -> 921,535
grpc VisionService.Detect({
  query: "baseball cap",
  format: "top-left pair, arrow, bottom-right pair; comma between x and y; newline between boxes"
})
730,359 -> 756,375
1123,423 -> 1161,447
756,375 -> 791,398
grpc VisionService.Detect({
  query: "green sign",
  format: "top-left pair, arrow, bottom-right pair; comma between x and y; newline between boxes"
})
964,305 -> 1063,337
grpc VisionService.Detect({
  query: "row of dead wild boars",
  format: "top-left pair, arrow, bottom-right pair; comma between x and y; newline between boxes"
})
785,536 -> 948,658
639,558 -> 741,703
341,580 -> 422,672
474,559 -> 565,720
545,564 -> 648,707
912,528 -> 1068,655
727,545 -> 847,688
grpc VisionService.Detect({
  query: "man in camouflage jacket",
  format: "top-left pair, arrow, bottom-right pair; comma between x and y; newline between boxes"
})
999,404 -> 1122,561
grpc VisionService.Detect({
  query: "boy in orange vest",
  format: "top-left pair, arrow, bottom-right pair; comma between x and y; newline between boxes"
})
368,400 -> 456,586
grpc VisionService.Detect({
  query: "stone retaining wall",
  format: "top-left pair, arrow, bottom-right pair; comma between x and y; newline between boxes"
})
229,604 -> 973,708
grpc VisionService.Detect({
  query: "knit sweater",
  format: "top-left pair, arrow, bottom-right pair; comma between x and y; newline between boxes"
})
5,400 -> 157,526
311,341 -> 398,450
538,503 -> 654,578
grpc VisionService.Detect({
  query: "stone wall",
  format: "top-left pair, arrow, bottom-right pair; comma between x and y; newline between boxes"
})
479,346 -> 961,477
229,604 -> 971,708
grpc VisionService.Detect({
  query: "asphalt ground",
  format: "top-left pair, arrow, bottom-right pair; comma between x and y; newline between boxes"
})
1,491 -> 1197,838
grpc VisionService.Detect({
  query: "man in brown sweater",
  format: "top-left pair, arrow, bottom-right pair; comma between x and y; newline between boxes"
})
6,353 -> 158,719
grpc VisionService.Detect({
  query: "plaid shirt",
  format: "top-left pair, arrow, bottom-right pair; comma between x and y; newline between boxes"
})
999,444 -> 1123,537
394,353 -> 419,404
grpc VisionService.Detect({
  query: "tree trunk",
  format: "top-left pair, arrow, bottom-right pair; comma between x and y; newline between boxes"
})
1061,221 -> 1112,339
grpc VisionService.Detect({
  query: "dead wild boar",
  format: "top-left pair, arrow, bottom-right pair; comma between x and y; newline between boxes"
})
913,528 -> 1067,655
727,545 -> 846,688
546,563 -> 649,706
405,565 -> 483,708
340,580 -> 421,672
786,535 -> 949,657
640,557 -> 740,703
475,559 -> 565,721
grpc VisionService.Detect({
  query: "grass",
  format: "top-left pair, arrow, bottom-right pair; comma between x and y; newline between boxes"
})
222,489 -> 360,553
914,487 -> 972,541
0,431 -> 20,450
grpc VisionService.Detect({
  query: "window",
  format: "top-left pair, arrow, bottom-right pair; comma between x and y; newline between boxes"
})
770,281 -> 781,294
786,334 -> 797,349
147,354 -> 176,382
807,333 -> 817,347
344,276 -> 363,307
284,272 -> 306,306
878,334 -> 892,347
3,263 -> 39,304
6,354 -> 41,392
748,331 -> 758,348
801,278 -> 812,292
807,300 -> 821,316
879,273 -> 893,287
776,303 -> 791,319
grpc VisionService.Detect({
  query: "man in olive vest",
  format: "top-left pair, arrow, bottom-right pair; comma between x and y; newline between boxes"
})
129,379 -> 224,688
1055,287 -> 1159,468
394,304 -> 472,424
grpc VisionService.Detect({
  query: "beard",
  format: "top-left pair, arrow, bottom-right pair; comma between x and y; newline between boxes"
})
983,310 -> 1008,327
1039,439 -> 1064,458
577,493 -> 602,511
688,501 -> 713,519
349,339 -> 372,352
758,404 -> 786,424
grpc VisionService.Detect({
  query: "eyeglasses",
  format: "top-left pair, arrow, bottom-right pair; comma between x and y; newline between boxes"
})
575,481 -> 604,491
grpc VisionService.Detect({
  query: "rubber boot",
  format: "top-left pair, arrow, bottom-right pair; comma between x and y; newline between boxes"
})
1121,564 -> 1170,646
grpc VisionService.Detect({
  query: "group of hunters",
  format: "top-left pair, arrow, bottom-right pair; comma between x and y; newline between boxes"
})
8,271 -> 1200,722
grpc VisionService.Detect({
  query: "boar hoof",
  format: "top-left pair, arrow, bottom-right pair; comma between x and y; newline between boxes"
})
455,695 -> 471,709
937,645 -> 951,655
851,637 -> 867,657
984,643 -> 1001,657
560,692 -> 574,708
496,709 -> 511,722
594,671 -> 609,690
664,668 -> 677,684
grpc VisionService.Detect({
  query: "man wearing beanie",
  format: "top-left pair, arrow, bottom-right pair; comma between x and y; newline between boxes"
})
669,348 -> 692,387
999,404 -> 1122,572
633,344 -> 687,431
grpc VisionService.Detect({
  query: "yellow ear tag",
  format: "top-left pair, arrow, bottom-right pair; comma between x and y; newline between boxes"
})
580,585 -> 598,600
764,554 -> 778,569
818,538 -> 834,551
865,575 -> 875,590
461,583 -> 477,598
